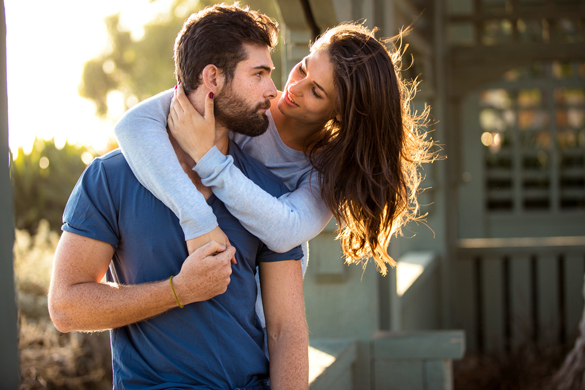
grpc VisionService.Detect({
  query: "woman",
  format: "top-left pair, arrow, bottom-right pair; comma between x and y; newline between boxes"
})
115,22 -> 434,279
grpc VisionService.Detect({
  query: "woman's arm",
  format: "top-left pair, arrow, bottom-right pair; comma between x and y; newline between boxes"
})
113,89 -> 219,243
194,148 -> 332,252
167,85 -> 332,252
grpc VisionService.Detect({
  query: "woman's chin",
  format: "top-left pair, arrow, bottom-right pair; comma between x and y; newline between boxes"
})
276,97 -> 288,115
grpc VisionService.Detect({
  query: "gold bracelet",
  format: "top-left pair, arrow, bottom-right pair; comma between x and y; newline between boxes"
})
169,275 -> 184,308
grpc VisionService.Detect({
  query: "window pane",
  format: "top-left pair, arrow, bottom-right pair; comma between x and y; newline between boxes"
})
517,89 -> 543,107
448,0 -> 474,15
520,129 -> 551,149
554,88 -> 585,104
518,110 -> 549,131
449,23 -> 476,45
482,19 -> 513,45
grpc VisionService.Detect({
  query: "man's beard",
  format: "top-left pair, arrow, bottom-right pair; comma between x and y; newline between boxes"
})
214,86 -> 271,137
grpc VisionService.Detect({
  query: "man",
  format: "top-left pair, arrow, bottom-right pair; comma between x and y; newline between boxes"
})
48,4 -> 308,390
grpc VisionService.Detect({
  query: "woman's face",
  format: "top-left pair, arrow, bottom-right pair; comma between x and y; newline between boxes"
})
277,49 -> 338,126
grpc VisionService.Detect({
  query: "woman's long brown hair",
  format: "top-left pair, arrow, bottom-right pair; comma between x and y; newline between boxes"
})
305,23 -> 436,276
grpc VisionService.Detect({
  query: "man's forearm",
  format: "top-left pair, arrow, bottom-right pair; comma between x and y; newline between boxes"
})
49,279 -> 180,333
49,232 -> 235,333
267,321 -> 309,389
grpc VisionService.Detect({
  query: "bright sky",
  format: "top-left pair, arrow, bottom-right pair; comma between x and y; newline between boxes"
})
5,0 -> 175,157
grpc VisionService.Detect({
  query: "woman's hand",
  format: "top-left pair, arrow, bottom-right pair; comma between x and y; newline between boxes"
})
186,226 -> 237,264
168,83 -> 216,163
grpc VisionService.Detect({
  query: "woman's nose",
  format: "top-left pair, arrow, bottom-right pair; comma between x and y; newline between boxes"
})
288,80 -> 302,96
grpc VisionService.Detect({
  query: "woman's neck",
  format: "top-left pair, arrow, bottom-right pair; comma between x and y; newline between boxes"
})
270,91 -> 324,152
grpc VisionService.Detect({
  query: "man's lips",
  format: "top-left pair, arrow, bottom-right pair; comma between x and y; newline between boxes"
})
256,101 -> 271,114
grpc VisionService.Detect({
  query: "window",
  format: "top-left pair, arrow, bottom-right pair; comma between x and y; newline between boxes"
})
481,61 -> 585,213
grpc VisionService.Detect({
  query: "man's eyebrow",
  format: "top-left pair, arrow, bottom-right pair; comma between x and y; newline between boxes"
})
251,65 -> 273,72
305,57 -> 328,96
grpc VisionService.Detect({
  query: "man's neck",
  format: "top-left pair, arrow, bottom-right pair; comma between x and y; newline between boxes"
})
214,127 -> 230,155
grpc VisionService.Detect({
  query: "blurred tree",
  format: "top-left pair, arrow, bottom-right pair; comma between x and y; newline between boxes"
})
80,0 -> 283,118
11,138 -> 94,235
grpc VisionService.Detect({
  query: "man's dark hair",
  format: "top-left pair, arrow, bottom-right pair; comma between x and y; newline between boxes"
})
174,2 -> 279,95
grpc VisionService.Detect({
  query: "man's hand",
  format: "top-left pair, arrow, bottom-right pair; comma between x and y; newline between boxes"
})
168,83 -> 215,163
172,240 -> 236,304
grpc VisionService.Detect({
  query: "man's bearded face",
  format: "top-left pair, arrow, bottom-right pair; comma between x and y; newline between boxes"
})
214,83 -> 271,137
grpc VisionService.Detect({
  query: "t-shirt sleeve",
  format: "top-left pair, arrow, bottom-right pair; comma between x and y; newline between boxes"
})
256,243 -> 304,263
62,159 -> 120,249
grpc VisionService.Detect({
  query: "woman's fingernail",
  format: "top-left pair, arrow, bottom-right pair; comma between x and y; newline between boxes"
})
174,85 -> 177,90
208,92 -> 214,100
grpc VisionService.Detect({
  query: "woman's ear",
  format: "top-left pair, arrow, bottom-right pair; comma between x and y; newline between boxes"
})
335,113 -> 342,122
201,64 -> 225,94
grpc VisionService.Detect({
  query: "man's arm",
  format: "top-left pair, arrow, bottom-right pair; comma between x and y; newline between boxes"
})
48,232 -> 235,333
260,259 -> 308,390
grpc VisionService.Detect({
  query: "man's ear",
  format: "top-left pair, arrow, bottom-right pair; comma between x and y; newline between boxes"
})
201,64 -> 225,94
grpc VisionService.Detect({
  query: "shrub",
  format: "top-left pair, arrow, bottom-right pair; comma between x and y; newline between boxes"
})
14,222 -> 112,389
11,139 -> 93,235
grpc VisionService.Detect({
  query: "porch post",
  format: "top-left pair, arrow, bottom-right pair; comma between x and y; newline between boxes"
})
0,0 -> 20,387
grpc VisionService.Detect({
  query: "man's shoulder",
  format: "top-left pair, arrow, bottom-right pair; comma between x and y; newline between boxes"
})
83,149 -> 137,186
87,148 -> 125,171
229,141 -> 290,197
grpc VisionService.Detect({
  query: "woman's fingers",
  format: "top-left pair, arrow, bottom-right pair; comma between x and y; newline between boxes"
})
171,85 -> 184,114
204,91 -> 215,123
175,82 -> 193,115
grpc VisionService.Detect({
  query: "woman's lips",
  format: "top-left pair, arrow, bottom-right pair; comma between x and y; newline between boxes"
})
284,89 -> 298,107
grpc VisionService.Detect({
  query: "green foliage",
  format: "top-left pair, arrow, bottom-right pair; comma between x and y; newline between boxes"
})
14,223 -> 112,390
80,0 -> 284,117
11,138 -> 93,235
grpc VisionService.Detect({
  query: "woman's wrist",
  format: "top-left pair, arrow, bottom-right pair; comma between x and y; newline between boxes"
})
189,143 -> 214,163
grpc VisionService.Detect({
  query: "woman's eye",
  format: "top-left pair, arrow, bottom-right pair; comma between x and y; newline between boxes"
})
312,88 -> 322,99
298,65 -> 306,76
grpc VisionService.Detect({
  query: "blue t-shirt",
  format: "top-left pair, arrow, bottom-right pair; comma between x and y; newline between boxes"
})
62,141 -> 303,390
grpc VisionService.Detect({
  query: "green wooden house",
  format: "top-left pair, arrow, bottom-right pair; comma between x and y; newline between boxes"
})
269,0 -> 585,388
2,0 -> 584,388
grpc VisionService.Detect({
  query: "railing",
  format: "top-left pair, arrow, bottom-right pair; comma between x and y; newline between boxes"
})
370,331 -> 465,390
309,340 -> 356,390
454,236 -> 585,352
308,332 -> 465,390
307,250 -> 465,390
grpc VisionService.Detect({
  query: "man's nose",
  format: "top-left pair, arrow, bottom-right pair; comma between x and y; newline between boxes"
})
265,78 -> 277,99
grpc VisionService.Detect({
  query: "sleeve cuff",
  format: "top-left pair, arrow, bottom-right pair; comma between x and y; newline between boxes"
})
180,210 -> 219,241
193,146 -> 230,179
